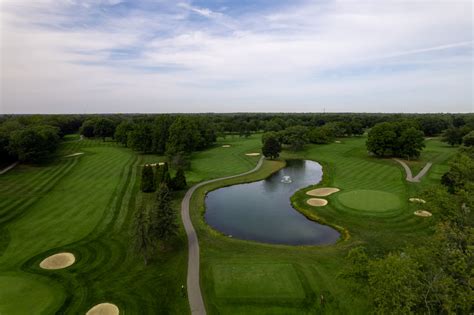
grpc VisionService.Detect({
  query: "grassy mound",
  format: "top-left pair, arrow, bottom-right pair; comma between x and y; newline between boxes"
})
337,190 -> 401,212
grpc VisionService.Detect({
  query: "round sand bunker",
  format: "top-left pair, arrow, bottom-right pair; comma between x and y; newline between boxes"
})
409,198 -> 426,204
307,198 -> 328,207
86,303 -> 119,315
245,153 -> 260,156
414,210 -> 432,217
40,252 -> 75,270
306,187 -> 340,197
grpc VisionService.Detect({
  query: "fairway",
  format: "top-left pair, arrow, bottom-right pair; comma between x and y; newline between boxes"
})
212,264 -> 305,300
337,190 -> 402,212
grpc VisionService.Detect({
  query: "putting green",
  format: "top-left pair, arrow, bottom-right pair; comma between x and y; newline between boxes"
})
337,189 -> 401,212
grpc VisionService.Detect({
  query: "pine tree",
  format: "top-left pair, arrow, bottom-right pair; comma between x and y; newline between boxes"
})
132,206 -> 153,265
171,168 -> 187,190
151,184 -> 178,242
160,162 -> 172,188
141,165 -> 156,192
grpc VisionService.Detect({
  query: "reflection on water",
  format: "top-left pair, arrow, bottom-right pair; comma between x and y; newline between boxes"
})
205,160 -> 340,245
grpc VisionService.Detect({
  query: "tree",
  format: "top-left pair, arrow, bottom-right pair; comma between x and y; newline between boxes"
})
279,126 -> 309,151
308,127 -> 332,144
94,118 -> 115,141
132,206 -> 153,265
151,184 -> 178,242
366,123 -> 397,157
79,119 -> 96,138
262,134 -> 282,159
128,123 -> 153,152
114,120 -> 134,146
443,127 -> 470,146
171,168 -> 187,190
368,253 -> 422,314
462,130 -> 474,146
8,125 -> 60,163
341,246 -> 369,281
157,162 -> 172,187
141,165 -> 156,193
399,127 -> 425,159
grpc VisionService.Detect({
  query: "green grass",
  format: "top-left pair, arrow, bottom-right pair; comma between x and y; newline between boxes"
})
0,135 -> 264,314
189,136 -> 457,314
0,134 -> 457,314
336,190 -> 401,212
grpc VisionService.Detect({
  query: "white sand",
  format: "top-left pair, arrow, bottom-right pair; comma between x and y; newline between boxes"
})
159,162 -> 165,166
65,152 -> 84,157
334,140 -> 341,143
306,188 -> 340,197
307,198 -> 328,207
245,153 -> 260,156
86,303 -> 119,315
414,210 -> 432,217
222,145 -> 231,148
40,252 -> 75,270
409,198 -> 426,204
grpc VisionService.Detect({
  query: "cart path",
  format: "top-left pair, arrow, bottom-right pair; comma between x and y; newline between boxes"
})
181,157 -> 264,315
393,158 -> 432,183
0,162 -> 18,175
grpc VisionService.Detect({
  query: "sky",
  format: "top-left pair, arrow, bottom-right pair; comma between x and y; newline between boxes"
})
0,0 -> 473,114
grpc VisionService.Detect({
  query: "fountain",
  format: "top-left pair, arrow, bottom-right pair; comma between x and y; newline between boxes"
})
281,175 -> 292,183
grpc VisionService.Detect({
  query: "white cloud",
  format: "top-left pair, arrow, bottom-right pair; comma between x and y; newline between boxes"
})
0,0 -> 472,113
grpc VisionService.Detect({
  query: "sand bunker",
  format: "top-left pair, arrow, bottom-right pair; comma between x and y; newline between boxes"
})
245,153 -> 260,156
306,198 -> 328,207
409,198 -> 426,204
306,187 -> 340,197
86,303 -> 119,315
39,252 -> 75,270
65,152 -> 84,157
222,145 -> 231,148
334,140 -> 341,143
414,210 -> 432,217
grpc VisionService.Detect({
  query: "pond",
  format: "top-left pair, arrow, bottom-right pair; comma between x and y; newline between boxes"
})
204,160 -> 340,245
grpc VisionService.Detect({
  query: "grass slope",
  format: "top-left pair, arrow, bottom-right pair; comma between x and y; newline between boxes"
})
0,134 -> 263,314
189,136 -> 456,314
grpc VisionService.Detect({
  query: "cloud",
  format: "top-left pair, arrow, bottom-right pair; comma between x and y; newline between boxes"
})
0,0 -> 472,113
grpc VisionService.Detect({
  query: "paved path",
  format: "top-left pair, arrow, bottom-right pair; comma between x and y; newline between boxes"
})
181,157 -> 264,315
0,162 -> 18,175
393,159 -> 432,183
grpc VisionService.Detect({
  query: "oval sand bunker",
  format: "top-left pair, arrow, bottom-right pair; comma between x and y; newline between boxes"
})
307,198 -> 328,207
409,198 -> 426,204
222,145 -> 231,148
245,153 -> 260,156
306,187 -> 340,197
414,210 -> 432,217
40,252 -> 75,270
86,303 -> 119,315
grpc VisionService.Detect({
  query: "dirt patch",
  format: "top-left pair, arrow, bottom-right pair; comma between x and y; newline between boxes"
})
86,303 -> 119,315
414,210 -> 432,217
245,153 -> 260,156
39,252 -> 75,270
306,188 -> 340,197
65,152 -> 84,157
306,198 -> 328,207
409,198 -> 426,204
222,145 -> 231,148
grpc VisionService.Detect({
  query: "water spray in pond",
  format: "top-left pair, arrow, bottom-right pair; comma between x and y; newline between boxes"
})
281,175 -> 292,183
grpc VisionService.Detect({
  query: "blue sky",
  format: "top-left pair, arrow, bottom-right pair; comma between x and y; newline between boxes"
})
1,0 -> 472,113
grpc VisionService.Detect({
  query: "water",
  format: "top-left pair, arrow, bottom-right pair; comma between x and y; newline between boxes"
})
204,160 -> 340,245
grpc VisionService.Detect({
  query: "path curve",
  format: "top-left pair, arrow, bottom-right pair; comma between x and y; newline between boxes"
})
181,157 -> 264,315
0,162 -> 18,175
393,159 -> 432,183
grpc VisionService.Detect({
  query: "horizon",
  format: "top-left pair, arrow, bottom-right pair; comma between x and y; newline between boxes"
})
1,0 -> 473,114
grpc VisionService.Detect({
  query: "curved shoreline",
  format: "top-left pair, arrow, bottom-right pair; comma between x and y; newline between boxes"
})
181,157 -> 264,315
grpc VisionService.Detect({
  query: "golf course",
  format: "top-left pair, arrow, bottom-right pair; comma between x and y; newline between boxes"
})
0,128 -> 461,314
